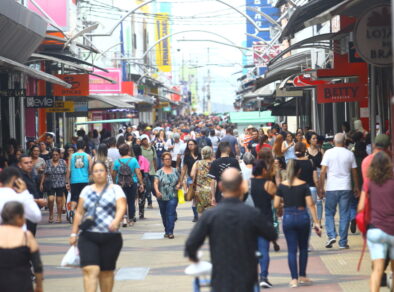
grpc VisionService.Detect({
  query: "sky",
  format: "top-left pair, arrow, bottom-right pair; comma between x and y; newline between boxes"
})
81,0 -> 249,111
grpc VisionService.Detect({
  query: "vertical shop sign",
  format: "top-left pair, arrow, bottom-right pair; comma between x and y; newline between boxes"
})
155,13 -> 172,72
354,4 -> 392,66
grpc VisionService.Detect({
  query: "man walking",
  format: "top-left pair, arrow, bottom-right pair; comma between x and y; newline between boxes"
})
208,142 -> 240,204
221,127 -> 240,157
320,133 -> 359,249
185,168 -> 277,292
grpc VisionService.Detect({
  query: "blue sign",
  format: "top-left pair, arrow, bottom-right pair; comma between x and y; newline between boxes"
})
245,0 -> 279,48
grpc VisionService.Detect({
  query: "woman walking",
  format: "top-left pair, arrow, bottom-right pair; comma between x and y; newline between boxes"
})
132,144 -> 150,219
39,142 -> 51,161
112,144 -> 144,226
154,152 -> 180,239
250,159 -> 277,288
358,152 -> 394,292
41,148 -> 67,223
153,130 -> 167,170
272,134 -> 285,163
93,144 -> 114,184
282,132 -> 296,163
69,161 -> 127,292
294,142 -> 320,226
274,159 -> 321,288
0,201 -> 43,292
190,146 -> 214,214
179,139 -> 201,222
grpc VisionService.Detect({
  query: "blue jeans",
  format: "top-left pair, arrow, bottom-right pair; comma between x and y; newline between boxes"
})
325,190 -> 352,247
257,237 -> 270,278
158,197 -> 178,235
122,184 -> 137,220
282,208 -> 310,280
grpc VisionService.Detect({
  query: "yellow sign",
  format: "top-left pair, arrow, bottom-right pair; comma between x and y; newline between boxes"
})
47,101 -> 74,113
155,13 -> 171,72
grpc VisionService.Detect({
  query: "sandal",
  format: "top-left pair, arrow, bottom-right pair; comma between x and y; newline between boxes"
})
299,278 -> 313,286
289,280 -> 298,288
55,218 -> 62,224
48,216 -> 54,224
168,234 -> 174,239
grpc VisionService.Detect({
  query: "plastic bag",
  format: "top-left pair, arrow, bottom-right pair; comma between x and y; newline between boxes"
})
61,246 -> 80,267
178,189 -> 185,204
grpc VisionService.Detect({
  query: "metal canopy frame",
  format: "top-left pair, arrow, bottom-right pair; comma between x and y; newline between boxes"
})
0,55 -> 71,88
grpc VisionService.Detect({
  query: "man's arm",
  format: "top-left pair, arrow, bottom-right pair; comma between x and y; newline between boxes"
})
319,166 -> 327,198
20,191 -> 42,223
185,214 -> 209,262
351,168 -> 360,197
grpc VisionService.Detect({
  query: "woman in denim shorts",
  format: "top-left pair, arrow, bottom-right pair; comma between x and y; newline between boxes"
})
358,151 -> 394,292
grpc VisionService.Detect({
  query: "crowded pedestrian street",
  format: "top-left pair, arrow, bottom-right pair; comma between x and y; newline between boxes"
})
39,202 -> 371,292
1,0 -> 394,292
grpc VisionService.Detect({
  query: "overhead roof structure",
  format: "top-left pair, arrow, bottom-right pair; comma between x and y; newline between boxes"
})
280,0 -> 346,41
0,56 -> 71,88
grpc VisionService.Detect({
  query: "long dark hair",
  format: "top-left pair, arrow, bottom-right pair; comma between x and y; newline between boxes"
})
368,151 -> 393,185
184,139 -> 200,158
97,143 -> 108,162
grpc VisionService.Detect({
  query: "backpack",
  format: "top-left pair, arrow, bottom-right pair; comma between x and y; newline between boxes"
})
117,158 -> 133,187
198,137 -> 208,149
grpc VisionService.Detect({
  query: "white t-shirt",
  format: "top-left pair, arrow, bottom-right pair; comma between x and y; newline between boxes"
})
321,146 -> 357,191
0,188 -> 42,224
108,148 -> 121,162
166,139 -> 186,162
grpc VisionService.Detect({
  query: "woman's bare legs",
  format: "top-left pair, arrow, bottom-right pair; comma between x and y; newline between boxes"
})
99,271 -> 115,292
83,265 -> 100,292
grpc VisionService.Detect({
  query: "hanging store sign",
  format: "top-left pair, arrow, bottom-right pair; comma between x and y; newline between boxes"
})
0,89 -> 26,97
26,96 -> 55,108
317,83 -> 368,104
47,101 -> 74,112
354,4 -> 392,66
53,74 -> 89,96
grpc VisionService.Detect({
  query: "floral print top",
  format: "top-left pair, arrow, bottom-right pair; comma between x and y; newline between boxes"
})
155,168 -> 179,201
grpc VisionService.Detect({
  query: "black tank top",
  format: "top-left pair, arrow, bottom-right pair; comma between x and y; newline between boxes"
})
250,178 -> 273,223
307,149 -> 322,168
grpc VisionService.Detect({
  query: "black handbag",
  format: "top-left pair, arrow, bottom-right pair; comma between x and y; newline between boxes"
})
79,184 -> 108,231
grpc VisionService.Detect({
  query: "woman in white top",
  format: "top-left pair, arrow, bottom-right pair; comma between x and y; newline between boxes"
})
240,152 -> 254,182
282,132 -> 296,163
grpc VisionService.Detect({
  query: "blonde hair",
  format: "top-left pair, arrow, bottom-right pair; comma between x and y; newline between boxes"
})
286,159 -> 301,187
201,146 -> 213,160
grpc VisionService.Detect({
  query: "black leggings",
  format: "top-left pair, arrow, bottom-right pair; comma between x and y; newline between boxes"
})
122,184 -> 137,219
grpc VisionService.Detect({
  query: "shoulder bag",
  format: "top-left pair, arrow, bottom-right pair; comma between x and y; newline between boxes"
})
185,161 -> 199,201
79,184 -> 109,231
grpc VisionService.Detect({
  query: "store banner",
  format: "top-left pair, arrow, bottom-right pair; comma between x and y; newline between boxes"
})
317,83 -> 368,104
26,96 -> 55,108
89,69 -> 121,94
53,74 -> 89,96
154,13 -> 172,72
47,101 -> 74,113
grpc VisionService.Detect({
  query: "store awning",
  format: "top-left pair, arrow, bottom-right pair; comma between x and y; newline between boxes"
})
75,118 -> 133,126
304,0 -> 354,27
37,52 -> 109,73
280,0 -> 346,41
270,98 -> 297,116
29,53 -> 91,71
42,34 -> 100,54
229,111 -> 276,124
0,0 -> 47,63
268,34 -> 333,66
87,94 -> 135,109
0,56 -> 71,88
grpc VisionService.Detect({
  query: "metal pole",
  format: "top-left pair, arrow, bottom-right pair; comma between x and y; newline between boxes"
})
370,65 -> 376,143
311,89 -> 318,133
332,103 -> 338,134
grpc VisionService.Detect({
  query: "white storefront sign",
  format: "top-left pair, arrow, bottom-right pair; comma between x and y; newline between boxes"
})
354,4 -> 392,67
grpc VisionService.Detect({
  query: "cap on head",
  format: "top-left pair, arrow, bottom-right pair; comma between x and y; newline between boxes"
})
375,134 -> 390,148
140,134 -> 150,144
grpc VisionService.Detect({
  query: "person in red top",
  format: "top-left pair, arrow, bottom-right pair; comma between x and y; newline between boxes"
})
256,134 -> 272,155
361,134 -> 391,192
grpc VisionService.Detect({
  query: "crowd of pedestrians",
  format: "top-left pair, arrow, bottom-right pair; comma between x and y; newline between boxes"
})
0,115 -> 392,291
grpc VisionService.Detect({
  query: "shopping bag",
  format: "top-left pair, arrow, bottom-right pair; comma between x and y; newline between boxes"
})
61,245 -> 80,267
178,189 -> 185,204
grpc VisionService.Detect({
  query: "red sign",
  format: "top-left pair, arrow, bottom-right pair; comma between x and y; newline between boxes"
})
53,74 -> 89,96
317,83 -> 368,104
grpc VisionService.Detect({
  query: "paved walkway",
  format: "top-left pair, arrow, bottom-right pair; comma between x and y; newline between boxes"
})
37,202 -> 372,292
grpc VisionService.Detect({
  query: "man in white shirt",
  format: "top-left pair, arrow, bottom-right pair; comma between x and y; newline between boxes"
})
0,167 -> 42,225
165,133 -> 185,169
320,133 -> 359,249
